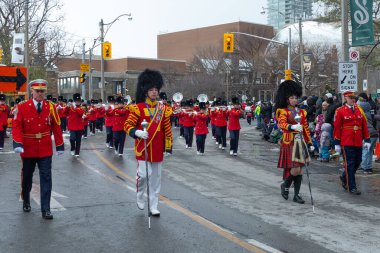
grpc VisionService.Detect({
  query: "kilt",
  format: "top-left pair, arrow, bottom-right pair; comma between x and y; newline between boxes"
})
277,141 -> 305,169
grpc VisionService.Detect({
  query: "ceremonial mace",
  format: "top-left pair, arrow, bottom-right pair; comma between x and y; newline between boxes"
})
141,119 -> 151,229
295,108 -> 315,213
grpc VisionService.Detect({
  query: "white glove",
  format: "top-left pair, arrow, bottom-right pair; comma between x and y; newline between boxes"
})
335,145 -> 341,154
309,146 -> 315,152
57,151 -> 64,156
363,142 -> 371,150
291,124 -> 303,132
193,111 -> 197,115
105,105 -> 109,110
135,130 -> 148,140
14,147 -> 24,153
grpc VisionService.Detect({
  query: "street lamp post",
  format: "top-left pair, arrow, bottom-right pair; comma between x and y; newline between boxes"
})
99,13 -> 132,101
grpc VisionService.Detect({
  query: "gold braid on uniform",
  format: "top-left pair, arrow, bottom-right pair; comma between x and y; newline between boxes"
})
124,104 -> 140,135
49,101 -> 61,125
164,105 -> 173,150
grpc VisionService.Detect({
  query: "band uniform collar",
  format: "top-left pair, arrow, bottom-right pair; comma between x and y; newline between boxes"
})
145,98 -> 157,106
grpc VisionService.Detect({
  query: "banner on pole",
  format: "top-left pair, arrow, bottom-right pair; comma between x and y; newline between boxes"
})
350,0 -> 374,46
11,33 -> 25,64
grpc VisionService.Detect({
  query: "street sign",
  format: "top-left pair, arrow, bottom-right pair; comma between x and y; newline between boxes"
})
0,66 -> 27,92
349,48 -> 360,62
338,62 -> 357,92
80,63 -> 89,72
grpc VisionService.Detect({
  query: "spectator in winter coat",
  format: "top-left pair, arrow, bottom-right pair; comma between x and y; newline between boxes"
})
319,123 -> 332,162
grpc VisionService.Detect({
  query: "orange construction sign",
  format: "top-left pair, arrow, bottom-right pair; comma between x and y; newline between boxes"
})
0,66 -> 27,92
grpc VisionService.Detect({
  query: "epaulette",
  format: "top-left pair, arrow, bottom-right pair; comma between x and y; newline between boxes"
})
165,105 -> 173,117
128,104 -> 140,116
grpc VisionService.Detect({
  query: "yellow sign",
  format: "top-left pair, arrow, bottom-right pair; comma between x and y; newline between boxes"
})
80,63 -> 89,72
285,69 -> 292,80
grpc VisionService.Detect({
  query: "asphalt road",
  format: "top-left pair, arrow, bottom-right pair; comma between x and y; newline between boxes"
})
1,120 -> 379,253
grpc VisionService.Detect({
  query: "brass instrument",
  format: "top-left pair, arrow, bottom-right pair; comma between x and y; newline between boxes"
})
125,95 -> 132,105
172,92 -> 183,103
197,94 -> 208,103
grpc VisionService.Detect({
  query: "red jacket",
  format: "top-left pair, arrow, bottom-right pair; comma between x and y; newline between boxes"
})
64,105 -> 84,131
333,104 -> 370,147
228,108 -> 241,130
213,109 -> 228,127
112,108 -> 129,131
12,99 -> 64,157
0,104 -> 9,126
96,106 -> 106,119
57,103 -> 67,118
180,110 -> 196,127
105,106 -> 115,127
195,113 -> 209,135
88,106 -> 97,121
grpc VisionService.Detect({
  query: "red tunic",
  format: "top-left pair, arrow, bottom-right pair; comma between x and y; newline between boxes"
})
96,106 -> 106,119
113,108 -> 129,131
195,113 -> 209,135
57,103 -> 67,119
0,104 -> 9,126
181,110 -> 196,127
333,104 -> 370,147
124,99 -> 172,162
213,109 -> 228,127
12,100 -> 64,158
105,107 -> 115,127
64,106 -> 84,131
228,108 -> 241,130
88,106 -> 97,121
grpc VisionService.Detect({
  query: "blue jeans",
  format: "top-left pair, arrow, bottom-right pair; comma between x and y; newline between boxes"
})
320,146 -> 330,159
361,137 -> 377,170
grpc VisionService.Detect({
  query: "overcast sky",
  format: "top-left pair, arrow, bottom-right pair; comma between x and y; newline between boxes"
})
62,0 -> 268,59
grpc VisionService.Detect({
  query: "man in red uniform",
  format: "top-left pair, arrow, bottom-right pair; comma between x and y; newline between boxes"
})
12,79 -> 64,219
180,99 -> 196,149
195,102 -> 209,155
228,97 -> 242,156
0,94 -> 9,150
64,93 -> 84,157
105,96 -> 115,149
124,69 -> 172,216
334,91 -> 371,195
88,99 -> 97,135
57,96 -> 67,133
113,97 -> 129,156
96,99 -> 106,133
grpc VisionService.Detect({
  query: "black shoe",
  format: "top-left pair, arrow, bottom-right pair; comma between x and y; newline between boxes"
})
293,195 -> 305,204
42,211 -> 53,220
349,189 -> 361,195
339,176 -> 347,190
280,183 -> 289,200
23,202 -> 31,212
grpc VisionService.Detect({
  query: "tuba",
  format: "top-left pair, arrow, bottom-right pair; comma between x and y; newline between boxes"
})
197,94 -> 208,103
125,95 -> 132,105
172,92 -> 183,103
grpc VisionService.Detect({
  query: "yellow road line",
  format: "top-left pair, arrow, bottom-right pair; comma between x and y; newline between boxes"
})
91,145 -> 268,253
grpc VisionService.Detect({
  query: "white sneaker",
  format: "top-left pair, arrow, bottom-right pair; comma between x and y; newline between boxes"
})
179,136 -> 183,139
136,197 -> 145,210
186,145 -> 189,149
219,144 -> 222,149
108,146 -> 113,149
230,150 -> 233,155
216,142 -> 219,145
0,147 -> 3,150
150,208 -> 160,216
197,151 -> 200,155
75,154 -> 79,158
233,153 -> 237,156
70,151 -> 75,156
222,147 -> 225,150
200,153 -> 204,156
212,137 -> 216,140
106,143 -> 110,148
118,153 -> 123,157
114,150 -> 119,155
84,136 -> 87,139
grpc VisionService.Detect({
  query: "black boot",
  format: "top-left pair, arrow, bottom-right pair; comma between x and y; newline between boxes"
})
293,175 -> 305,204
280,176 -> 292,200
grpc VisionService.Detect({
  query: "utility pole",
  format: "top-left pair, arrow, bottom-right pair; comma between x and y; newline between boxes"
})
25,0 -> 29,98
288,28 -> 292,71
342,0 -> 349,61
81,40 -> 86,100
99,19 -> 105,101
299,18 -> 305,96
88,47 -> 93,100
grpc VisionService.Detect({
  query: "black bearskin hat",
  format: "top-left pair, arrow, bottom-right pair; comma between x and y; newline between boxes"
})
185,99 -> 193,107
68,99 -> 73,103
108,96 -> 115,103
180,101 -> 186,107
116,96 -> 124,104
221,100 -> 227,106
231,97 -> 239,105
214,100 -> 221,106
46,95 -> 52,101
52,97 -> 57,103
15,98 -> 22,104
98,99 -> 103,103
274,80 -> 302,109
0,94 -> 6,100
199,102 -> 206,110
58,96 -> 63,101
91,99 -> 96,104
135,69 -> 164,103
63,99 -> 67,103
159,92 -> 167,100
73,93 -> 81,101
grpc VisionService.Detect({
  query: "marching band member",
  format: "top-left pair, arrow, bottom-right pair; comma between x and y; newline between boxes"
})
96,99 -> 105,133
160,92 -> 172,155
81,101 -> 89,139
105,96 -> 115,149
64,93 -> 84,157
124,69 -> 172,216
178,101 -> 185,138
275,80 -> 313,204
113,97 -> 129,157
209,101 -> 218,140
0,94 -> 9,150
172,101 -> 180,128
181,99 -> 196,149
213,100 -> 228,149
12,79 -> 64,219
57,96 -> 67,133
228,97 -> 241,156
88,99 -> 97,135
195,102 -> 209,155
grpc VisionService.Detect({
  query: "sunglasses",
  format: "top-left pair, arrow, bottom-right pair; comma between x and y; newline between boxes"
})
34,90 -> 46,93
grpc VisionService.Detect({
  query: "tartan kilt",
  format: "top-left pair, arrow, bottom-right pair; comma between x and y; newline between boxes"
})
277,141 -> 305,169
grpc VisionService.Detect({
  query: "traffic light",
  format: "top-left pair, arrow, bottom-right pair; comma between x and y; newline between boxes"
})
79,73 -> 87,84
103,41 -> 112,59
223,33 -> 234,53
285,69 -> 292,80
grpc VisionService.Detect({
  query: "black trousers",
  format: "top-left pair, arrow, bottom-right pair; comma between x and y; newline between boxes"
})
60,117 -> 67,132
196,134 -> 207,153
0,124 -> 6,148
179,124 -> 184,137
106,126 -> 113,147
184,126 -> 194,147
70,130 -> 82,155
246,116 -> 252,125
83,125 -> 88,137
89,121 -> 96,134
211,124 -> 216,138
216,126 -> 227,147
113,131 -> 126,154
342,146 -> 362,191
22,156 -> 52,212
96,118 -> 104,131
229,130 -> 240,153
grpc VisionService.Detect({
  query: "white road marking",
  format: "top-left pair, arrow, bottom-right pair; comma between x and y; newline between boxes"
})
30,183 -> 67,211
246,239 -> 283,253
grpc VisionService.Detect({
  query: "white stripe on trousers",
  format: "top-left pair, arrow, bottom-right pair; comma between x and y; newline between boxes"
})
136,160 -> 162,210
